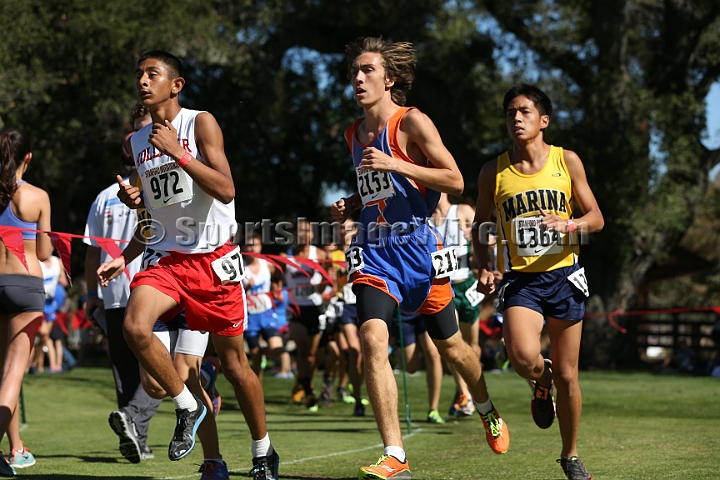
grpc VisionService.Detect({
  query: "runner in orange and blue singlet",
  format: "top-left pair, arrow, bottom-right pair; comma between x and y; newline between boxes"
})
344,106 -> 456,316
332,37 -> 509,480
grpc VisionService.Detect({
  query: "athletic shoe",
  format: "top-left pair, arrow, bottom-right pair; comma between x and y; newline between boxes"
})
558,456 -> 593,480
8,446 -> 35,469
339,387 -> 355,404
353,404 -> 365,417
358,454 -> 411,480
140,444 -> 154,460
0,452 -> 15,477
274,372 -> 294,379
453,394 -> 475,417
361,398 -> 370,406
320,384 -> 333,407
532,360 -> 555,429
108,410 -> 142,464
201,357 -> 222,416
479,406 -> 510,454
199,459 -> 230,480
305,392 -> 318,411
291,383 -> 305,404
248,449 -> 280,480
168,394 -> 207,461
426,409 -> 445,424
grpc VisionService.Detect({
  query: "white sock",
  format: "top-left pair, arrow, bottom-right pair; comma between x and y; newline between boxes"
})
474,396 -> 494,415
251,433 -> 272,458
384,446 -> 406,463
172,386 -> 197,411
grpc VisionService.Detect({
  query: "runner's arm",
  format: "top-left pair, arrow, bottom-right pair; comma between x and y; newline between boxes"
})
96,225 -> 146,286
35,188 -> 53,261
564,150 -> 604,233
471,161 -> 497,295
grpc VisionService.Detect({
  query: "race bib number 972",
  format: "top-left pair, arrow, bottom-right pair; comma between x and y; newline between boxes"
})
141,247 -> 169,271
211,246 -> 245,284
145,163 -> 193,209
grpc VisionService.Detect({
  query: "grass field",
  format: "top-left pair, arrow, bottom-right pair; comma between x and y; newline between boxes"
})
10,366 -> 720,479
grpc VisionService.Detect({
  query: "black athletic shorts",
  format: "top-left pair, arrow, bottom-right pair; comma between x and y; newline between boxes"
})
0,274 -> 45,315
355,284 -> 458,340
290,305 -> 323,336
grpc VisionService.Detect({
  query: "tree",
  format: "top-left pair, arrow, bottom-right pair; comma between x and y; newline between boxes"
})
477,0 -> 720,366
0,0 -> 230,240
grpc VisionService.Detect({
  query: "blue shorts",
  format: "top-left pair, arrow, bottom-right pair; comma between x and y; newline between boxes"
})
339,303 -> 358,326
351,224 -> 453,316
153,312 -> 189,332
500,263 -> 586,321
389,311 -> 427,347
246,310 -> 285,339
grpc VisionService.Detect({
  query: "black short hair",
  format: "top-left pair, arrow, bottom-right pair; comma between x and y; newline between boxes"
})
503,84 -> 553,118
137,50 -> 183,79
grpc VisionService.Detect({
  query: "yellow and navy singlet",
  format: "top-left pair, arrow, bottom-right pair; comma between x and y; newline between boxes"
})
495,145 -> 578,273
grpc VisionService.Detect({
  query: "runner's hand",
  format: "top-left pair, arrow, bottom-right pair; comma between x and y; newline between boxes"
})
117,176 -> 143,209
539,208 -> 566,232
476,269 -> 496,295
148,120 -> 185,159
360,147 -> 396,172
97,257 -> 126,287
85,295 -> 103,321
331,198 -> 349,222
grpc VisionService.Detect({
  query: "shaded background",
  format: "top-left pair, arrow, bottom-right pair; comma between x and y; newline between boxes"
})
2,0 -> 719,367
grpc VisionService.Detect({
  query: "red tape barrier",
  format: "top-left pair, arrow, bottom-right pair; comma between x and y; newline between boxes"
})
584,306 -> 720,334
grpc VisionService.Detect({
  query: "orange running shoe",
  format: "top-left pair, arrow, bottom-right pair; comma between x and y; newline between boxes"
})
358,454 -> 411,480
479,407 -> 510,454
291,382 -> 305,404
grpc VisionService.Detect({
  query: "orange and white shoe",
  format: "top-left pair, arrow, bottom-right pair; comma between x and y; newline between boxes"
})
291,383 -> 305,404
479,406 -> 510,454
358,454 -> 411,480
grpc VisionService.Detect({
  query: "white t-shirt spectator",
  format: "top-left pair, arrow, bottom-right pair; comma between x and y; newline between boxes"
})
83,178 -> 142,309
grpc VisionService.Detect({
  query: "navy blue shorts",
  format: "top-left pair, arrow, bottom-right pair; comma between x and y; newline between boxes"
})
500,263 -> 586,321
152,312 -> 189,332
339,303 -> 358,326
389,311 -> 427,346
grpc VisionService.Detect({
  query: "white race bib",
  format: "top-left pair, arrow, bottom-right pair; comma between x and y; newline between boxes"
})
513,216 -> 564,257
431,246 -> 459,279
567,267 -> 590,297
211,246 -> 245,284
343,283 -> 357,305
345,246 -> 365,275
464,279 -> 484,307
145,163 -> 193,209
356,166 -> 394,204
140,247 -> 170,271
293,285 -> 323,306
247,293 -> 273,314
